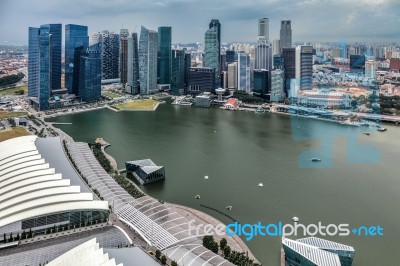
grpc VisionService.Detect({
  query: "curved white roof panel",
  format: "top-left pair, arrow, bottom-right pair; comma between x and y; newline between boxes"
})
0,136 -> 108,229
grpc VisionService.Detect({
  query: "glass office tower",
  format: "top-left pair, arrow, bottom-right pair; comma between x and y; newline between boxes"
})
65,24 -> 89,94
79,43 -> 102,103
139,26 -> 158,94
158,27 -> 172,85
204,26 -> 219,87
28,27 -> 40,97
171,49 -> 185,94
126,32 -> 140,94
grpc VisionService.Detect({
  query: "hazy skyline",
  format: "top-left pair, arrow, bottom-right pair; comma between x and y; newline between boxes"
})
0,0 -> 399,45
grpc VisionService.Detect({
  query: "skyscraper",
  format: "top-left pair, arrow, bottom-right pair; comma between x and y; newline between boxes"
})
295,45 -> 313,90
365,60 -> 376,78
171,49 -> 185,94
28,27 -> 40,98
227,62 -> 237,90
100,30 -> 119,80
280,20 -> 292,50
158,27 -> 172,86
184,53 -> 191,92
237,52 -> 251,94
209,19 -> 221,69
138,26 -> 158,95
253,69 -> 269,97
204,25 -> 219,87
255,40 -> 272,71
270,69 -> 285,102
272,39 -> 280,56
28,24 -> 61,110
79,43 -> 102,102
119,29 -> 129,85
126,32 -> 139,94
65,24 -> 89,94
90,32 -> 101,45
258,18 -> 269,41
282,48 -> 296,94
188,67 -> 215,94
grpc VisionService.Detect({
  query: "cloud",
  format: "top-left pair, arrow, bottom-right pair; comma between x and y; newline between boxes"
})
0,0 -> 399,44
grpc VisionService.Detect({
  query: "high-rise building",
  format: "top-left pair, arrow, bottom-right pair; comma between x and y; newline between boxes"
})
171,49 -> 185,94
100,30 -> 119,80
253,69 -> 269,97
255,40 -> 272,71
188,67 -> 215,94
183,53 -> 191,93
295,45 -> 313,90
65,24 -> 89,94
272,39 -> 280,56
209,19 -> 221,71
350,55 -> 366,72
273,54 -> 284,70
139,26 -> 158,95
227,62 -> 237,90
282,48 -> 296,94
226,50 -> 235,65
280,20 -> 292,50
79,43 -> 102,102
258,18 -> 269,41
28,24 -> 62,110
204,25 -> 220,86
28,27 -> 40,98
365,60 -> 376,78
119,29 -> 129,85
126,32 -> 139,94
90,32 -> 101,45
158,27 -> 172,86
270,69 -> 285,102
237,52 -> 251,94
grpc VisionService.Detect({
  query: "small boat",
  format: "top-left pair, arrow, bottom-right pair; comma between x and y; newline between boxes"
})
377,127 -> 387,132
311,158 -> 321,162
226,206 -> 233,211
204,175 -> 209,180
258,183 -> 264,187
255,106 -> 265,114
195,195 -> 201,199
363,132 -> 370,136
292,216 -> 299,223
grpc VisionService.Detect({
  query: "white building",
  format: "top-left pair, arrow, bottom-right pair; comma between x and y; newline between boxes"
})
365,60 -> 376,78
255,40 -> 272,71
297,90 -> 351,108
227,62 -> 237,90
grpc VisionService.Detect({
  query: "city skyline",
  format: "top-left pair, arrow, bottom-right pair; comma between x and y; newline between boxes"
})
1,0 -> 399,45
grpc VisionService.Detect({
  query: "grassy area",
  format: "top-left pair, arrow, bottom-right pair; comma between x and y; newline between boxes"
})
0,85 -> 28,96
0,127 -> 30,142
0,111 -> 28,119
102,91 -> 122,99
113,99 -> 159,110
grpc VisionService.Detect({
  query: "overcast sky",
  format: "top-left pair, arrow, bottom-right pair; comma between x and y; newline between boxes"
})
0,0 -> 399,45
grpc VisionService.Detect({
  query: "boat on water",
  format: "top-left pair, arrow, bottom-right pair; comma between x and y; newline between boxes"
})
311,158 -> 322,162
293,216 -> 299,222
254,106 -> 265,114
204,175 -> 209,180
195,195 -> 201,199
258,183 -> 264,187
377,127 -> 387,132
226,206 -> 233,211
363,132 -> 370,136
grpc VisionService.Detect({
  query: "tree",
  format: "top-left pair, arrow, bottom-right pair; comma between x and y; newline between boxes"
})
155,249 -> 161,260
351,100 -> 358,109
171,261 -> 178,266
160,255 -> 167,265
223,245 -> 231,258
220,238 -> 227,251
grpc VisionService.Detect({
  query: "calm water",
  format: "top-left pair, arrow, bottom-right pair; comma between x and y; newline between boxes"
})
47,104 -> 400,266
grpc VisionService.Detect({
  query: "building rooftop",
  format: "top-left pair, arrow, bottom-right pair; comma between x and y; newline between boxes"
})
0,136 -> 107,229
283,238 -> 342,266
297,236 -> 355,251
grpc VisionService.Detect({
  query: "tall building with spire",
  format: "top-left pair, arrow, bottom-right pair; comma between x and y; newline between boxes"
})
138,26 -> 158,95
